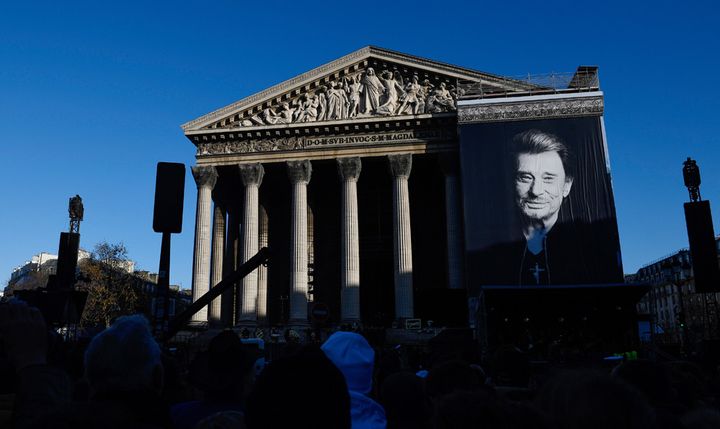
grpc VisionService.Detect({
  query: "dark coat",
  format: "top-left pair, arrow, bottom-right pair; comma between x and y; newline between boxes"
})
475,220 -> 623,286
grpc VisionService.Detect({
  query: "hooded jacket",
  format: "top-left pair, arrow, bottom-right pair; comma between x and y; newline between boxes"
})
321,332 -> 387,429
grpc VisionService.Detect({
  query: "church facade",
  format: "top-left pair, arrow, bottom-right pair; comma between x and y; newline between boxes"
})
181,46 -> 604,329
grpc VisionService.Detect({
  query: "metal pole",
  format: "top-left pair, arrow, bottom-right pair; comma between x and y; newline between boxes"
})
153,231 -> 172,338
162,247 -> 270,342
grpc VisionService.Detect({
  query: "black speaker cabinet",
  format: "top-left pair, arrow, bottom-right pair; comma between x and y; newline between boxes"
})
684,201 -> 720,293
55,232 -> 80,290
153,162 -> 185,233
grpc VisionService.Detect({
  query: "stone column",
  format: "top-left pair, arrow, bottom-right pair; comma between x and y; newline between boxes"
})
337,157 -> 362,322
221,209 -> 239,326
237,163 -> 264,325
440,153 -> 465,290
257,205 -> 269,325
287,160 -> 312,325
208,202 -> 226,325
388,154 -> 414,320
190,166 -> 218,323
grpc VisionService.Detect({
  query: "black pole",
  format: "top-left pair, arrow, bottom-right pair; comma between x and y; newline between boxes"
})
162,247 -> 270,342
153,232 -> 172,337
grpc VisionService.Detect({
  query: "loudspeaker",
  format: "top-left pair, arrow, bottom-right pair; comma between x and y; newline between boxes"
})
684,201 -> 720,293
55,232 -> 80,290
153,163 -> 185,233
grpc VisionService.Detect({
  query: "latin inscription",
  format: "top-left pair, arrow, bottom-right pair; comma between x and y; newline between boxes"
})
196,129 -> 454,156
305,129 -> 445,147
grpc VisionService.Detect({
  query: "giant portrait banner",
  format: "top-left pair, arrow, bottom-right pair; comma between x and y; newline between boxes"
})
459,116 -> 623,287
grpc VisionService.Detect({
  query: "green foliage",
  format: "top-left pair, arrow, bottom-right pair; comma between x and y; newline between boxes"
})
77,241 -> 148,328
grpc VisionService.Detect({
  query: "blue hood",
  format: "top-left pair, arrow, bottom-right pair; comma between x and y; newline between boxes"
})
349,391 -> 387,429
321,332 -> 374,394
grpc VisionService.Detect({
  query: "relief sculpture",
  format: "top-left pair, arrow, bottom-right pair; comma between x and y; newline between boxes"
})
228,64 -> 463,129
196,137 -> 306,156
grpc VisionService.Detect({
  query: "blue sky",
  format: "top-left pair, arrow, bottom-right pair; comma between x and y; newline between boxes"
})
2,1 -> 719,289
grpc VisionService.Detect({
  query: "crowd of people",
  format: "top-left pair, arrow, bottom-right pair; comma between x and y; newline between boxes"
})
1,299 -> 720,429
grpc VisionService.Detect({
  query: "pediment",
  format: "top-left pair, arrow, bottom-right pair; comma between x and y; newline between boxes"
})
182,46 -> 533,134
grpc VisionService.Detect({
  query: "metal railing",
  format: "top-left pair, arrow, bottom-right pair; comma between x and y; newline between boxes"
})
459,67 -> 600,100
639,249 -> 691,272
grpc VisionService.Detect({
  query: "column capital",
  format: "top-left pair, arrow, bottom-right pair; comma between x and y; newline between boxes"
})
287,160 -> 312,184
192,166 -> 218,189
337,157 -> 362,182
388,154 -> 412,179
438,152 -> 460,176
239,163 -> 264,187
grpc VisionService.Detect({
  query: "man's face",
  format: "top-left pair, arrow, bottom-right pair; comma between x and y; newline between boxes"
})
515,151 -> 573,223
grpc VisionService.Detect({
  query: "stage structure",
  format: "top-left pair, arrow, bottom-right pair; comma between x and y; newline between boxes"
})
182,47 -> 627,342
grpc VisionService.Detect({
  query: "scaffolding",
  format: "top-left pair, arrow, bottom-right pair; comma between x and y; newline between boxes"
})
458,66 -> 600,100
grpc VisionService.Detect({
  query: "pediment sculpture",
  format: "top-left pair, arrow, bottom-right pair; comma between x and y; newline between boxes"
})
232,67 -> 465,129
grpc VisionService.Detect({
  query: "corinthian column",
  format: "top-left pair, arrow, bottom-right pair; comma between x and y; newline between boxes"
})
388,154 -> 414,319
287,160 -> 312,324
208,202 -> 226,325
237,163 -> 264,325
440,153 -> 465,290
257,205 -> 269,325
222,209 -> 239,326
337,157 -> 362,322
190,166 -> 218,323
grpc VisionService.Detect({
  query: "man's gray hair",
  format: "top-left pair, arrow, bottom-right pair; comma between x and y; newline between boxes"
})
511,129 -> 574,179
84,315 -> 161,394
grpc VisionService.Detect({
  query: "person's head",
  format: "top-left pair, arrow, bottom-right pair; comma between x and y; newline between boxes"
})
511,129 -> 574,227
380,372 -> 432,429
188,330 -> 257,402
611,359 -> 675,406
535,370 -> 655,429
433,390 -> 506,429
195,411 -> 246,429
244,346 -> 350,429
321,331 -> 375,394
84,315 -> 162,396
426,360 -> 484,399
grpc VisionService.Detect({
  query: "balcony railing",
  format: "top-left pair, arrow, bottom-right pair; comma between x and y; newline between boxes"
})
459,66 -> 600,100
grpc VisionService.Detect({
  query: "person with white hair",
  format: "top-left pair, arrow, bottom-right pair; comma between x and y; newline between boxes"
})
84,315 -> 164,396
1,302 -> 171,429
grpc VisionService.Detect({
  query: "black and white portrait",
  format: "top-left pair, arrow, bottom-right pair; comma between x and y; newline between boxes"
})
460,117 -> 624,287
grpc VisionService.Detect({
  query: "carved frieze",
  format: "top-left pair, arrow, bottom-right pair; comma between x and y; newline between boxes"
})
458,95 -> 604,124
204,63 -> 466,130
196,137 -> 305,156
182,46 -> 539,133
196,128 -> 455,157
